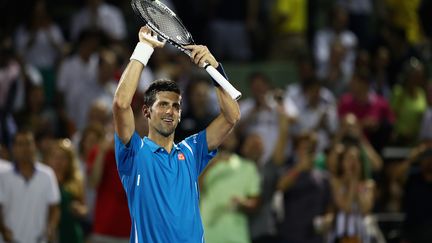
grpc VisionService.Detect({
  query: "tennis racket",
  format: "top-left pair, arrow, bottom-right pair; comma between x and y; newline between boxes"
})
131,0 -> 242,100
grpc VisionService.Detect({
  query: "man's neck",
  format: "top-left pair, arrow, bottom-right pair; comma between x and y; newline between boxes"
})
16,161 -> 35,180
148,131 -> 174,153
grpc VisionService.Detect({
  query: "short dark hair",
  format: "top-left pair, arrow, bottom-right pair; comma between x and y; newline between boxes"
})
143,79 -> 181,107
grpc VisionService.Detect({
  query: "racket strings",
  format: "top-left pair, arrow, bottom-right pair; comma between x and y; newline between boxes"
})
133,0 -> 193,46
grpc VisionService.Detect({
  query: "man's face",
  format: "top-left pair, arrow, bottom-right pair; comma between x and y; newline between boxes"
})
146,91 -> 182,137
13,132 -> 37,164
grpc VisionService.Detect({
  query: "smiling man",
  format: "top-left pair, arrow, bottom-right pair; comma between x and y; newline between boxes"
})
112,26 -> 240,243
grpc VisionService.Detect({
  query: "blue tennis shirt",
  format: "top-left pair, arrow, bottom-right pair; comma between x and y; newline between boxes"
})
114,130 -> 217,243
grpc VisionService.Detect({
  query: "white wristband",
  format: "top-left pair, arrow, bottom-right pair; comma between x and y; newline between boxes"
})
130,42 -> 154,66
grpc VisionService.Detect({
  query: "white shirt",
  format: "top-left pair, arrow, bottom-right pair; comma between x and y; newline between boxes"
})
57,54 -> 101,129
419,107 -> 432,140
15,24 -> 64,69
0,162 -> 60,243
70,3 -> 126,40
314,28 -> 357,84
239,98 -> 281,166
284,83 -> 338,152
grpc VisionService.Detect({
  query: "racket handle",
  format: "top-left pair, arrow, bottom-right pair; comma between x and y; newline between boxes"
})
205,65 -> 242,100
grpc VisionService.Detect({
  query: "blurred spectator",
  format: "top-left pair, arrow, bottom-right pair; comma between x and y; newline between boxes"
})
14,84 -> 59,142
0,145 -> 10,161
383,0 -> 423,45
206,0 -> 258,61
200,132 -> 261,243
338,69 -> 394,152
370,46 -> 392,99
285,75 -> 338,154
86,120 -> 131,243
329,114 -> 383,175
175,78 -> 218,142
0,158 -> 12,171
390,58 -> 427,145
238,72 -> 282,166
276,132 -> 332,243
70,0 -> 127,42
419,84 -> 432,141
418,0 -> 432,52
76,122 -> 105,236
392,143 -> 432,243
14,0 -> 65,104
56,29 -> 102,132
337,0 -> 373,48
314,6 -> 358,95
328,145 -> 376,243
383,27 -> 421,87
0,37 -> 43,147
269,0 -> 307,60
0,130 -> 60,243
46,139 -> 87,243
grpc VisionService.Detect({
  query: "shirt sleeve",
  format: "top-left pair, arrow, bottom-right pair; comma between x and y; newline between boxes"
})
46,167 -> 60,205
114,132 -> 142,175
182,130 -> 217,175
246,163 -> 261,197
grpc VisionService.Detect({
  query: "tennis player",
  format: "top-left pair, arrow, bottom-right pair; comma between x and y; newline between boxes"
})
112,26 -> 240,243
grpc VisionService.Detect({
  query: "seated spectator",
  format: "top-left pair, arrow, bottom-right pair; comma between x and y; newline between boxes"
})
46,139 -> 87,243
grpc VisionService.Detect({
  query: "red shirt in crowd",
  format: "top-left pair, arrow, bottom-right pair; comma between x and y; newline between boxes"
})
87,146 -> 131,237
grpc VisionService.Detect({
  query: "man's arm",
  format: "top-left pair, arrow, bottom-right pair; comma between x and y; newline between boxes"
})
113,26 -> 164,144
45,204 -> 60,241
184,45 -> 241,151
0,205 -> 13,242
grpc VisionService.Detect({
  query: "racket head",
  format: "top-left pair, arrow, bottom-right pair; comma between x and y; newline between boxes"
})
131,0 -> 195,51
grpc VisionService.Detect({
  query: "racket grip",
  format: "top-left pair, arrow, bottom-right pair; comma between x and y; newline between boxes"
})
205,65 -> 242,100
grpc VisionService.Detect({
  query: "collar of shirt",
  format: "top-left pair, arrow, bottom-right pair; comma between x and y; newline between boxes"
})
144,137 -> 181,153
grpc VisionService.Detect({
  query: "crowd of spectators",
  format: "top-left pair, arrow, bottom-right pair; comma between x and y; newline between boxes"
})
1,0 -> 432,243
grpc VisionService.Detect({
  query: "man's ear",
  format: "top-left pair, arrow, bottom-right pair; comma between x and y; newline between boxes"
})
142,105 -> 151,119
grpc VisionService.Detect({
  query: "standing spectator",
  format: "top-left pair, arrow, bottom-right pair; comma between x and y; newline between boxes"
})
277,132 -> 332,243
402,147 -> 432,243
370,46 -> 392,99
419,84 -> 432,141
87,122 -> 131,243
56,29 -> 101,132
269,0 -> 308,60
239,72 -> 282,166
70,0 -> 127,42
175,78 -> 218,142
0,130 -> 60,243
338,69 -> 394,152
314,6 -> 357,94
337,0 -> 373,48
390,58 -> 427,145
285,77 -> 338,154
328,145 -> 375,243
206,0 -> 258,61
14,0 -> 65,104
200,132 -> 261,243
46,139 -> 87,243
